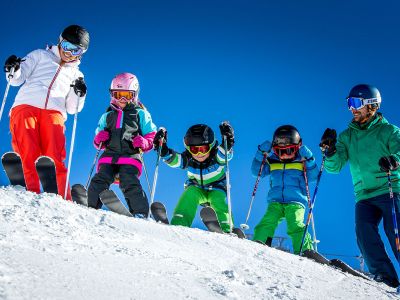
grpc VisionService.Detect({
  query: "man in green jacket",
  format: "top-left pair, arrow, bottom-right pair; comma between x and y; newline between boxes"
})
320,84 -> 400,289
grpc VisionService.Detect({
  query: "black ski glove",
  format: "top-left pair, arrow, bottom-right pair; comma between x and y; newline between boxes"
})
379,156 -> 399,173
153,127 -> 169,157
73,77 -> 87,97
319,128 -> 337,157
4,55 -> 23,73
219,121 -> 234,150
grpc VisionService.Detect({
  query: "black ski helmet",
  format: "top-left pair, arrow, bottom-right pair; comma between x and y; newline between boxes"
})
348,84 -> 381,107
184,124 -> 215,146
61,25 -> 90,50
272,125 -> 302,146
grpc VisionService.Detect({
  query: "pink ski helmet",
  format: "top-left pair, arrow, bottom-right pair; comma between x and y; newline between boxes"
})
109,72 -> 140,105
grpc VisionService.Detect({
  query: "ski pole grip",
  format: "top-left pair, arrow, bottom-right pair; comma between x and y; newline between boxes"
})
8,67 -> 15,79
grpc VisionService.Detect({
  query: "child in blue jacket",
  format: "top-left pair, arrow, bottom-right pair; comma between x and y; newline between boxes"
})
252,125 -> 318,254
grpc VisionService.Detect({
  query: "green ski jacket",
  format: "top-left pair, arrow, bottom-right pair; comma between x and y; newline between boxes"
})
325,113 -> 400,201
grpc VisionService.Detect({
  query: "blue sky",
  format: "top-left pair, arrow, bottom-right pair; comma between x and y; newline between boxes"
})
1,0 -> 400,271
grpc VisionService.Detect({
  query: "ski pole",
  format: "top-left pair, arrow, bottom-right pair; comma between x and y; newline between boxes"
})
64,88 -> 81,200
140,151 -> 152,196
223,135 -> 233,234
0,67 -> 15,122
85,142 -> 102,190
387,172 -> 400,259
299,151 -> 327,255
150,137 -> 164,205
240,152 -> 268,231
303,161 -> 319,251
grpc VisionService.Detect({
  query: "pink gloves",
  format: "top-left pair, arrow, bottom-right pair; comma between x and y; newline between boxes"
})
94,130 -> 110,149
132,132 -> 156,152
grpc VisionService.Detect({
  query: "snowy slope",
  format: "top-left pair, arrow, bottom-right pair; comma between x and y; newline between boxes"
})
0,186 -> 396,300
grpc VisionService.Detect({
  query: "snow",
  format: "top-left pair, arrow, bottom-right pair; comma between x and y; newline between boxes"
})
0,186 -> 397,300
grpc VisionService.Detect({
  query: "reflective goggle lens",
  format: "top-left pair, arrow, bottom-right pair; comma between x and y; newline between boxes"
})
60,40 -> 84,56
347,97 -> 364,110
111,90 -> 135,101
347,97 -> 379,110
188,144 -> 211,155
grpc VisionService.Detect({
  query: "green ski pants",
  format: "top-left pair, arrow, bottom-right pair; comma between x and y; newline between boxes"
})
253,202 -> 313,254
171,185 -> 233,232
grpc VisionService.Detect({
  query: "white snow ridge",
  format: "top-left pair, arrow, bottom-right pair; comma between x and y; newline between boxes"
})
0,186 -> 397,299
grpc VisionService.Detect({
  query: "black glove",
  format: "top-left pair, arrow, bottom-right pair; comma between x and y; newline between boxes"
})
4,55 -> 23,73
219,121 -> 234,150
153,127 -> 169,157
319,128 -> 337,157
379,156 -> 399,173
73,77 -> 87,97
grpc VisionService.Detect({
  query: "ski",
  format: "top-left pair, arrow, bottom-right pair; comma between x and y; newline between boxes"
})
200,206 -> 224,234
71,184 -> 88,206
1,151 -> 26,188
302,250 -> 370,280
200,206 -> 245,238
150,201 -> 169,224
232,227 -> 246,239
301,249 -> 331,265
99,190 -> 133,217
35,156 -> 58,194
329,258 -> 370,280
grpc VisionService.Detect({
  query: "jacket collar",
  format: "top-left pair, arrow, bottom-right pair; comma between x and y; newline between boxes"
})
349,112 -> 387,130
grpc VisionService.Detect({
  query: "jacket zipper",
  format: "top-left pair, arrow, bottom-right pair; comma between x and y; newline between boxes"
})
200,163 -> 204,188
44,62 -> 64,109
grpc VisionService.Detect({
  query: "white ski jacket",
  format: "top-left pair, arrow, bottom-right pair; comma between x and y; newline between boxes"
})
6,45 -> 86,120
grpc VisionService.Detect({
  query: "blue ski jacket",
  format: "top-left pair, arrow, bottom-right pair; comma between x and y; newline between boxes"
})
251,148 -> 319,208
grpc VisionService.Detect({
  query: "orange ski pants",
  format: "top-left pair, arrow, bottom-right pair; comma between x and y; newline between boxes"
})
10,105 -> 72,200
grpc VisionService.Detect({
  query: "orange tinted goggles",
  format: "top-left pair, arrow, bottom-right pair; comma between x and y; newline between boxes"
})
111,90 -> 135,101
186,144 -> 211,155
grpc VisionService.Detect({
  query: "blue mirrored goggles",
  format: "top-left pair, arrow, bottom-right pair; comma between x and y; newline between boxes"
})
60,40 -> 84,56
347,97 -> 379,110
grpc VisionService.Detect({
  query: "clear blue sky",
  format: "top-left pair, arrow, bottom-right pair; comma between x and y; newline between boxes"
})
1,0 -> 400,271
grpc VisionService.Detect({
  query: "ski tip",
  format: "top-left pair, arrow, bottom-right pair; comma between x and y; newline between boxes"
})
2,151 -> 21,159
35,155 -> 55,164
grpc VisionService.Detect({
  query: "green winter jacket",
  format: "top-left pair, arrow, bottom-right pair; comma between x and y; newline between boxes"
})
325,113 -> 400,202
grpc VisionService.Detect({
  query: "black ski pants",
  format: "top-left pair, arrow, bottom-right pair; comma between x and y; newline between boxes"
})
87,163 -> 149,216
355,192 -> 400,286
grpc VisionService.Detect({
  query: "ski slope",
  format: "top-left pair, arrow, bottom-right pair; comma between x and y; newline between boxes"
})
0,186 -> 397,299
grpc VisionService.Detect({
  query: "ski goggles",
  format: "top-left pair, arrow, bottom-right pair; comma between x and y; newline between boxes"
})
186,144 -> 212,156
110,90 -> 136,102
272,144 -> 300,157
60,40 -> 84,56
347,97 -> 380,110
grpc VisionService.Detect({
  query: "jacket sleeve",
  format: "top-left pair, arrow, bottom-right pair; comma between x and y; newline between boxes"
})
304,158 -> 319,183
136,108 -> 157,152
93,113 -> 108,149
95,113 -> 108,134
138,108 -> 157,136
251,150 -> 270,178
65,70 -> 86,114
162,149 -> 189,169
324,131 -> 349,174
6,50 -> 41,86
388,125 -> 400,163
216,145 -> 233,165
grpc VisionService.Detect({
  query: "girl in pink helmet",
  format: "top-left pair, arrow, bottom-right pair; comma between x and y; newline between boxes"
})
87,72 -> 157,217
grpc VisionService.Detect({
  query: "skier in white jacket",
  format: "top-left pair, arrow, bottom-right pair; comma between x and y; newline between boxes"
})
3,24 -> 89,200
